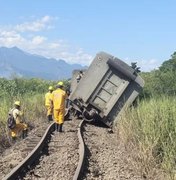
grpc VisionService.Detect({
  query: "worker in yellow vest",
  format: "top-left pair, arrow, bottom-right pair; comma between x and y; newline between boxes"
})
45,86 -> 54,122
9,101 -> 28,140
51,82 -> 68,132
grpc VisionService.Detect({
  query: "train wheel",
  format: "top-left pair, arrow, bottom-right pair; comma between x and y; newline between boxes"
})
82,110 -> 95,122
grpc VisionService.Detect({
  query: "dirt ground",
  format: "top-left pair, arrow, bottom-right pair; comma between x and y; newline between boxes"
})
24,119 -> 80,180
0,118 -> 167,180
0,118 -> 49,179
82,122 -> 167,180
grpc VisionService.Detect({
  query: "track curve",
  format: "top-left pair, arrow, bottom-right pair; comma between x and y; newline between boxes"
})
2,119 -> 86,180
3,122 -> 55,180
2,118 -> 143,180
73,120 -> 85,180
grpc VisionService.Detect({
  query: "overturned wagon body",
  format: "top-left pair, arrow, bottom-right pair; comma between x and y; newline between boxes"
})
70,69 -> 86,93
69,52 -> 144,127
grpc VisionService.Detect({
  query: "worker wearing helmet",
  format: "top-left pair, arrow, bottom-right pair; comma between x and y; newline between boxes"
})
51,81 -> 68,132
76,70 -> 84,83
45,86 -> 54,122
9,101 -> 28,140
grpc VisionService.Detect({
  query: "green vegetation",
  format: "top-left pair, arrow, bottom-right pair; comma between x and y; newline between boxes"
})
0,77 -> 68,148
0,52 -> 176,178
0,77 -> 55,124
117,52 -> 176,179
118,97 -> 176,179
141,52 -> 176,98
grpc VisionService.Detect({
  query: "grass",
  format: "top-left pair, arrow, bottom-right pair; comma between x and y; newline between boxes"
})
0,93 -> 46,149
0,77 -> 70,150
0,77 -> 176,179
0,93 -> 46,123
117,96 -> 176,179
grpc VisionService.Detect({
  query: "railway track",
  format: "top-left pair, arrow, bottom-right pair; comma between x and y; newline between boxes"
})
81,121 -> 142,180
2,119 -> 85,180
0,119 -> 50,179
2,118 -> 141,180
2,122 -> 55,180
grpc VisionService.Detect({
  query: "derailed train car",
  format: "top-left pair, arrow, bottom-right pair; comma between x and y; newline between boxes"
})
69,52 -> 144,127
70,69 -> 86,93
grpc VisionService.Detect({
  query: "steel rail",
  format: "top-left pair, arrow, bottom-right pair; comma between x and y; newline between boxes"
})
73,120 -> 85,180
3,122 -> 55,180
3,120 -> 86,180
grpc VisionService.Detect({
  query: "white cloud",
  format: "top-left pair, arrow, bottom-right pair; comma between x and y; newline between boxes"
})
0,15 -> 166,71
41,15 -> 51,23
32,36 -> 47,45
0,30 -> 25,46
0,31 -> 93,65
48,42 -> 61,49
15,15 -> 53,32
138,59 -> 161,71
54,49 -> 93,65
124,57 -> 161,72
0,28 -> 160,69
0,15 -> 94,65
0,21 -> 160,69
27,44 -> 93,65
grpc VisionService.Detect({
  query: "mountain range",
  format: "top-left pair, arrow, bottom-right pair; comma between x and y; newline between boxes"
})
0,47 -> 85,80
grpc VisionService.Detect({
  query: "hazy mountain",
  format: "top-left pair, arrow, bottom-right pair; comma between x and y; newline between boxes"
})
0,46 -> 85,80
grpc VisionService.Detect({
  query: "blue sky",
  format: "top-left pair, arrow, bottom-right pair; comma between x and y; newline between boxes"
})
0,0 -> 175,71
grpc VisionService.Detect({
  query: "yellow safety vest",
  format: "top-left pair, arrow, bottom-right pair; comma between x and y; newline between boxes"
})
12,108 -> 24,124
51,88 -> 67,110
45,92 -> 52,106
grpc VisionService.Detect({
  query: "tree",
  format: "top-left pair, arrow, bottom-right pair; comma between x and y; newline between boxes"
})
159,52 -> 176,72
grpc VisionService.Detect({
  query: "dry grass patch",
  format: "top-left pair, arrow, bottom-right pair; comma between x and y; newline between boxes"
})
116,96 -> 176,180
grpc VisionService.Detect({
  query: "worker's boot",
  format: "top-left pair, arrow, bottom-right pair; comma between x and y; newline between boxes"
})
47,115 -> 50,123
11,136 -> 17,143
55,123 -> 59,132
24,129 -> 28,138
49,115 -> 53,121
22,129 -> 28,139
22,131 -> 24,139
59,123 -> 63,132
